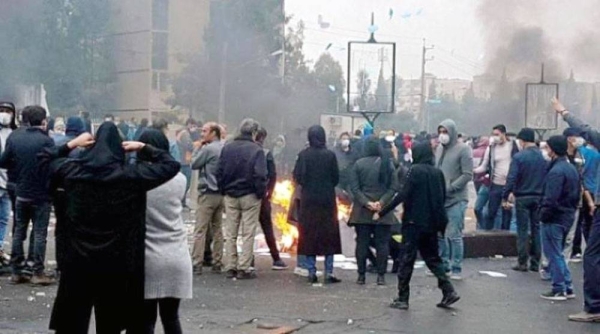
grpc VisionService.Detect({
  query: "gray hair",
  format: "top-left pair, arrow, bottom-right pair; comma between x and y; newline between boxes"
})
239,118 -> 260,136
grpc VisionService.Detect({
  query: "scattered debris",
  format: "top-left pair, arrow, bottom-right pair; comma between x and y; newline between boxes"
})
347,319 -> 354,325
35,292 -> 46,297
479,271 -> 507,278
27,296 -> 35,302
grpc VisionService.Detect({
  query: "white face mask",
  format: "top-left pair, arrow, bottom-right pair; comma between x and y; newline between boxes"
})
385,135 -> 395,143
542,150 -> 551,161
439,133 -> 450,145
492,135 -> 502,144
0,113 -> 12,126
574,137 -> 585,148
340,139 -> 350,147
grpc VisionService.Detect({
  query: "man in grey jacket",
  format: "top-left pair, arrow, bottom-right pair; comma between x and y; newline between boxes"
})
435,119 -> 473,280
191,122 -> 225,274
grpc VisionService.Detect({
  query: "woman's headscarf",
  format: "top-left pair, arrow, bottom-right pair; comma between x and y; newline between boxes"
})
412,142 -> 435,165
78,122 -> 125,169
138,128 -> 169,161
307,125 -> 326,148
363,135 -> 393,187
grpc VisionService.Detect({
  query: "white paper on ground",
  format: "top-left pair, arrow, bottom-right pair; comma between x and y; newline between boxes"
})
479,271 -> 507,278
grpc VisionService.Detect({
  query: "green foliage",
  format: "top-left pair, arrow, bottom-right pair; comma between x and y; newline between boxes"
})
0,0 -> 115,114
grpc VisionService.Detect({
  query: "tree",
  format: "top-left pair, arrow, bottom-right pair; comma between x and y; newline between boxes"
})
0,0 -> 115,114
374,65 -> 389,111
354,70 -> 371,110
313,53 -> 345,113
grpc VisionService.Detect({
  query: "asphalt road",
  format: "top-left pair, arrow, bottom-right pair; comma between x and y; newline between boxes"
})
0,255 -> 597,334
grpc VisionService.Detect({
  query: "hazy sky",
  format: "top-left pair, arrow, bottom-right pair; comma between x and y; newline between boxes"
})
286,0 -> 600,83
286,0 -> 485,81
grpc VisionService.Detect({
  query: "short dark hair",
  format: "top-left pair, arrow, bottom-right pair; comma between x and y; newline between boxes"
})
140,118 -> 149,127
256,127 -> 267,142
24,105 -> 47,126
354,129 -> 362,136
204,122 -> 221,139
339,132 -> 351,139
492,124 -> 507,134
104,114 -> 114,120
151,118 -> 169,132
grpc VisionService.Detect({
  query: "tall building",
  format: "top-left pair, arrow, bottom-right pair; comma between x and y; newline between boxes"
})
107,0 -> 210,120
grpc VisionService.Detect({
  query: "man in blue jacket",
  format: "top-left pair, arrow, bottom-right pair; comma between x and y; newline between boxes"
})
554,97 -> 600,322
539,135 -> 580,301
502,128 -> 547,272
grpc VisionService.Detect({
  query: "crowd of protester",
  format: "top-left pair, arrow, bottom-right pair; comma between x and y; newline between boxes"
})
0,96 -> 598,333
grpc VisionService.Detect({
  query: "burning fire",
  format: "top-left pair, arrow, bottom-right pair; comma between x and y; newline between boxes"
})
271,179 -> 352,252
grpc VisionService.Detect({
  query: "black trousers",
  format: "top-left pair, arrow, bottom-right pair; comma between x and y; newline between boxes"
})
573,197 -> 594,256
53,190 -> 67,271
397,224 -> 454,302
144,298 -> 182,334
259,199 -> 281,262
356,224 -> 391,275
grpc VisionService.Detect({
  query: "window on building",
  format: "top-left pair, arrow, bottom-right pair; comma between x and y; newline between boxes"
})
152,72 -> 159,90
152,32 -> 168,70
153,0 -> 169,31
159,73 -> 170,92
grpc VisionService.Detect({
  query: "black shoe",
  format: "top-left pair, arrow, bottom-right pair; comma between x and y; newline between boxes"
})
391,262 -> 399,274
324,276 -> 342,284
357,274 -> 366,285
512,264 -> 528,272
390,298 -> 409,310
237,271 -> 257,280
529,265 -> 539,272
225,269 -> 237,279
437,291 -> 460,308
377,274 -> 386,286
308,274 -> 318,284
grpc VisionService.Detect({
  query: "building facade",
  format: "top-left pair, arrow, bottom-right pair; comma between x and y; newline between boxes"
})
107,0 -> 210,120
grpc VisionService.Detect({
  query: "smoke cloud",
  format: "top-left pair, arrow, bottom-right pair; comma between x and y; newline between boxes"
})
478,0 -> 600,82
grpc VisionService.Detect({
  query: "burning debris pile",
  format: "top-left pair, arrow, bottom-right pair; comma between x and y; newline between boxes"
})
270,179 -> 351,253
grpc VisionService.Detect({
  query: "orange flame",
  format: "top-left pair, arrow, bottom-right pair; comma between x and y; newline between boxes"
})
271,179 -> 352,252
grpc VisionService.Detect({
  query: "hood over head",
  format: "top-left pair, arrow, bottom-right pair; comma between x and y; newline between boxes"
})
412,142 -> 435,165
65,116 -> 85,137
363,135 -> 381,157
308,125 -> 326,148
438,119 -> 458,145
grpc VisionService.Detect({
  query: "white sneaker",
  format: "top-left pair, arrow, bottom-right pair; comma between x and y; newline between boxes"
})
450,273 -> 463,281
293,267 -> 309,277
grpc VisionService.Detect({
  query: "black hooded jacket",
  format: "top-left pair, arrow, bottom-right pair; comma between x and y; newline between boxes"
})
379,142 -> 449,233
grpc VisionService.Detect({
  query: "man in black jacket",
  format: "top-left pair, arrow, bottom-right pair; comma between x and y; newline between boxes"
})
0,106 -> 55,285
218,118 -> 267,279
376,142 -> 459,310
256,127 -> 288,270
539,135 -> 580,301
502,128 -> 547,272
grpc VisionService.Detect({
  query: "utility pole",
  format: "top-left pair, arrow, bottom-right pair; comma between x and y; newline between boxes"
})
419,39 -> 434,132
217,42 -> 228,124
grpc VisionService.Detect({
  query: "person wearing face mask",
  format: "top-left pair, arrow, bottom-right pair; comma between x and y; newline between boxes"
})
176,118 -> 201,208
435,119 -> 473,280
217,118 -> 267,280
501,128 -> 547,272
473,124 -> 519,231
552,97 -> 600,322
334,132 -> 357,204
0,106 -> 56,286
0,102 -> 17,268
538,135 -> 580,302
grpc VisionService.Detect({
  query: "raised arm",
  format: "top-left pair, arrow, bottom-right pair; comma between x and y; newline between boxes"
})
124,143 -> 181,192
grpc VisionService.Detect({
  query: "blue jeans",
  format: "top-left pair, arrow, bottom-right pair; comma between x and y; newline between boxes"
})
180,165 -> 192,204
487,183 -> 512,230
306,255 -> 334,277
542,223 -> 573,294
439,201 -> 466,274
10,200 -> 51,275
0,191 -> 10,249
474,185 -> 489,230
584,210 -> 600,313
297,254 -> 308,269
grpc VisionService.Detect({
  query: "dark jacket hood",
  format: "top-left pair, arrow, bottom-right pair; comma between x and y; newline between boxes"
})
363,136 -> 381,157
412,142 -> 434,165
65,116 -> 85,137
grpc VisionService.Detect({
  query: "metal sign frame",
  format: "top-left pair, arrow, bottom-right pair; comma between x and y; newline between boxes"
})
345,13 -> 397,127
524,64 -> 559,139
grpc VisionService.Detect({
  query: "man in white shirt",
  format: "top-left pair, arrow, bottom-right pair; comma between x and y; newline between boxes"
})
474,124 -> 518,230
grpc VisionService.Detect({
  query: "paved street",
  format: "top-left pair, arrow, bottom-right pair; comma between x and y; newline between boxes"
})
0,254 -> 597,334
